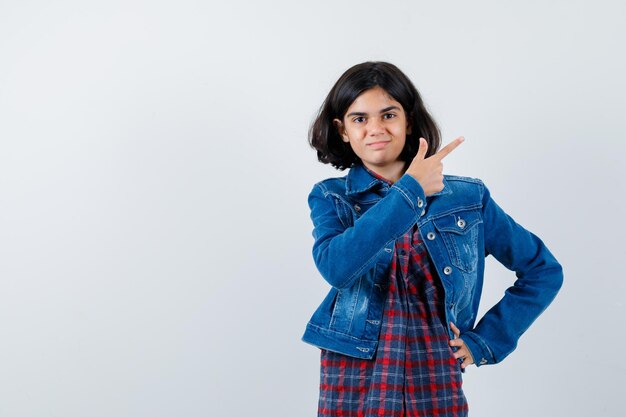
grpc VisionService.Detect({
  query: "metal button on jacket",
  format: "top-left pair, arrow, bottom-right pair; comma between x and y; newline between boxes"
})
420,209 -> 425,217
427,232 -> 436,240
443,266 -> 452,275
457,218 -> 466,228
417,198 -> 424,208
354,204 -> 361,212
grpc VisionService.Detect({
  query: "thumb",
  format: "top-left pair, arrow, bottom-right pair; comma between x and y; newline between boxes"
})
415,137 -> 428,160
450,322 -> 461,338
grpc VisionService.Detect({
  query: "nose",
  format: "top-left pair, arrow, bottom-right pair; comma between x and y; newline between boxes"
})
366,118 -> 385,136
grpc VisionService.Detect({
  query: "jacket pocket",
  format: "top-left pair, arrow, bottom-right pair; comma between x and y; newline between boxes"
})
328,262 -> 386,337
433,209 -> 482,273
328,276 -> 363,333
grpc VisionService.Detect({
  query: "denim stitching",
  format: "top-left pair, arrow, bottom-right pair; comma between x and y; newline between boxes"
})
429,204 -> 483,220
347,277 -> 362,333
391,184 -> 415,210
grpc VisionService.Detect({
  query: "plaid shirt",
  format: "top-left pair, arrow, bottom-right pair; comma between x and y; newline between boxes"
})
317,168 -> 469,417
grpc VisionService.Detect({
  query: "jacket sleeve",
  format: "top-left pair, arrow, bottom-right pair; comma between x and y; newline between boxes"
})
308,173 -> 426,290
461,181 -> 564,366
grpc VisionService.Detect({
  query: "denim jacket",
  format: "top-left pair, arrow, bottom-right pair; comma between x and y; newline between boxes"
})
301,163 -> 563,366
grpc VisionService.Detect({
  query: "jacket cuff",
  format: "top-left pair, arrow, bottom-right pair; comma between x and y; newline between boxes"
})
462,331 -> 495,367
391,174 -> 427,212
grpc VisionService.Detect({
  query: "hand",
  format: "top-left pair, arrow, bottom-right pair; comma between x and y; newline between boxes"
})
405,136 -> 465,197
449,322 -> 474,369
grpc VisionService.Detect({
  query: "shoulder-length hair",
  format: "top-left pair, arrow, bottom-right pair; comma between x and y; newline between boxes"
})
309,61 -> 441,170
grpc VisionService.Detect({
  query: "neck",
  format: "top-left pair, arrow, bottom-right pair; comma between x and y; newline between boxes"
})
363,160 -> 407,184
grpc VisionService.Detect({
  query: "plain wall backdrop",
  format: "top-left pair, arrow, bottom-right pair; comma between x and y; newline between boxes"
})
1,1 -> 624,416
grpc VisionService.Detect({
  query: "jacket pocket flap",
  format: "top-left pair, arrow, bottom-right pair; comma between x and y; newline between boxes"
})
433,210 -> 482,234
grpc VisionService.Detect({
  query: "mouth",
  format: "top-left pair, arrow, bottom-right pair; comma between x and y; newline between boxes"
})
367,140 -> 390,148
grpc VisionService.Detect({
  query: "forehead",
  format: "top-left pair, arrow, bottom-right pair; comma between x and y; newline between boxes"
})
347,86 -> 400,110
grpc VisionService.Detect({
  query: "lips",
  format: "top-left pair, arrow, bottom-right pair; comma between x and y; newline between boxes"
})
367,141 -> 390,148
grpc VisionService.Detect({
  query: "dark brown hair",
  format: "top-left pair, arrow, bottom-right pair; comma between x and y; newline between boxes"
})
308,61 -> 441,170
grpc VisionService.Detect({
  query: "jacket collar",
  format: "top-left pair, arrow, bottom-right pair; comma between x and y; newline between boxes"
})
345,163 -> 452,197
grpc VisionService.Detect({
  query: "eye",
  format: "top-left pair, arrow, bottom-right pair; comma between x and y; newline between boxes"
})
383,113 -> 396,120
352,116 -> 366,123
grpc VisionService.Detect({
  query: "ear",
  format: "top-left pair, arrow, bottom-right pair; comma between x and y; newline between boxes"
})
333,118 -> 349,142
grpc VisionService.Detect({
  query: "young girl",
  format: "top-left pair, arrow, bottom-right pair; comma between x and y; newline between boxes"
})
302,61 -> 563,416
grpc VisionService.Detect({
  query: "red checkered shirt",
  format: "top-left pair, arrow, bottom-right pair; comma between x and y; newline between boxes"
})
317,167 -> 469,417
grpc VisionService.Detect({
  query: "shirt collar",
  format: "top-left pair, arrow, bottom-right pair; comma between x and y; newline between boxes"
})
345,163 -> 451,197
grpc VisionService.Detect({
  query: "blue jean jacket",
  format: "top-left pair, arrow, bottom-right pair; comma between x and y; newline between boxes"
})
301,164 -> 563,366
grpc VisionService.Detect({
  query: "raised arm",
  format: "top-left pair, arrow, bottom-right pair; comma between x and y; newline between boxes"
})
309,173 -> 424,289
309,136 -> 465,290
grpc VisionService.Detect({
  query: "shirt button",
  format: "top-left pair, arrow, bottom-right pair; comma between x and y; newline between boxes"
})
457,218 -> 466,228
354,204 -> 361,212
443,266 -> 452,275
427,232 -> 436,240
399,249 -> 406,256
417,198 -> 424,208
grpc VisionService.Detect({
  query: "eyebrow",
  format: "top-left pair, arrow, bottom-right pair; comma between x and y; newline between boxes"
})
346,106 -> 401,118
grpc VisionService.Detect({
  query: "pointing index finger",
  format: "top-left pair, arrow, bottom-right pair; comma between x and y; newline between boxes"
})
433,136 -> 465,161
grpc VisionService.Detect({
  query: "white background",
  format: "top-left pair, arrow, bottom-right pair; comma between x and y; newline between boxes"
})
1,1 -> 624,416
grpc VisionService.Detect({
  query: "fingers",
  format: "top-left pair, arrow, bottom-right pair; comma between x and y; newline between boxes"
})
433,136 -> 465,161
461,356 -> 473,369
450,342 -> 468,362
450,340 -> 474,368
451,345 -> 467,358
449,322 -> 460,338
449,338 -> 464,349
414,137 -> 428,160
461,345 -> 475,368
449,324 -> 474,369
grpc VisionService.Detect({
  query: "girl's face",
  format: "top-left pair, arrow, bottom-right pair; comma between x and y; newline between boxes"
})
334,86 -> 411,173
